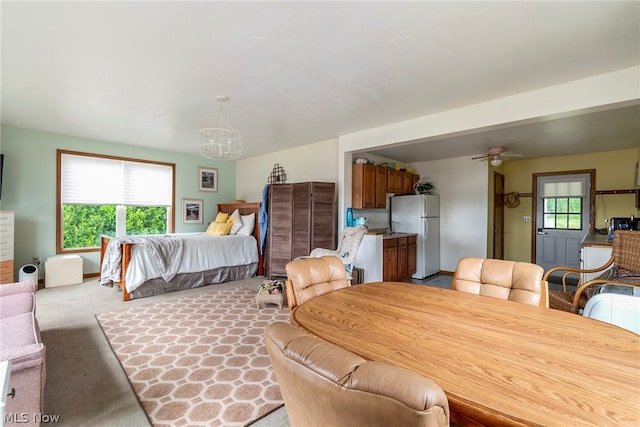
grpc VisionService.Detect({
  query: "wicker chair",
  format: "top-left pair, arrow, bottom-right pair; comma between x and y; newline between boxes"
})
309,225 -> 367,279
543,230 -> 640,313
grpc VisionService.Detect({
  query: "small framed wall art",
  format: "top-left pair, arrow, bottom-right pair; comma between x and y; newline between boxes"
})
198,167 -> 218,192
182,198 -> 203,224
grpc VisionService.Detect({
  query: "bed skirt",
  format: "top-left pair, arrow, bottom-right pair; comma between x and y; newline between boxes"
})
127,263 -> 258,299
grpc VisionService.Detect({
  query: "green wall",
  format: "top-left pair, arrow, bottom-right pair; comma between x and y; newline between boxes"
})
0,125 -> 236,279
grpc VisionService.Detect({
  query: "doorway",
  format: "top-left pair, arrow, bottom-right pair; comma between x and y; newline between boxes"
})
533,170 -> 595,272
493,172 -> 505,260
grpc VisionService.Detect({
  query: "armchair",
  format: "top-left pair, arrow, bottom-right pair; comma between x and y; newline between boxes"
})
543,230 -> 640,313
0,282 -> 46,425
309,225 -> 367,278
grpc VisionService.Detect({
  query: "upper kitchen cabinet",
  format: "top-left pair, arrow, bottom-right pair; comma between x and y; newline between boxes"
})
387,168 -> 402,194
353,163 -> 421,209
405,173 -> 420,194
352,164 -> 387,208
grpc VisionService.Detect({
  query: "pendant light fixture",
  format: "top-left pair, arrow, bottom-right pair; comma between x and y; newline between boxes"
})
200,96 -> 242,161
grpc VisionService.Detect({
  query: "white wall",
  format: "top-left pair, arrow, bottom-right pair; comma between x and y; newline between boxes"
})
235,138 -> 339,202
236,67 -> 638,272
409,156 -> 488,272
337,67 -> 638,272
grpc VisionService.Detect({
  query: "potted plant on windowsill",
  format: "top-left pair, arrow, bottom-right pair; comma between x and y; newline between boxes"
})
414,181 -> 433,195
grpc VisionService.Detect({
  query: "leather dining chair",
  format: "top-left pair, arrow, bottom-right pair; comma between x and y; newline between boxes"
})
451,257 -> 549,307
542,230 -> 640,313
264,322 -> 450,427
285,256 -> 349,311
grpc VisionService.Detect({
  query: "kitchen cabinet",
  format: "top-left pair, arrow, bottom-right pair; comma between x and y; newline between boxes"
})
383,235 -> 414,281
387,169 -> 402,194
388,169 -> 419,195
266,182 -> 336,278
402,173 -> 413,194
375,166 -> 387,207
383,238 -> 398,281
407,235 -> 417,275
409,174 -> 420,194
353,164 -> 421,208
356,233 -> 417,283
0,211 -> 15,284
352,164 -> 387,208
397,239 -> 408,279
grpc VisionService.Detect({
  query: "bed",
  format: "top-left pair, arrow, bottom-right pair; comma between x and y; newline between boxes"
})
100,202 -> 263,301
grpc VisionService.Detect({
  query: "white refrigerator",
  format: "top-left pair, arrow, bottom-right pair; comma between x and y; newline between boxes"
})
391,194 -> 440,279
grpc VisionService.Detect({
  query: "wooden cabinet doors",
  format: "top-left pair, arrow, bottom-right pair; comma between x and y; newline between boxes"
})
383,238 -> 398,281
267,185 -> 294,277
352,164 -> 375,208
383,236 -> 415,281
353,164 -> 387,208
407,235 -> 417,276
267,182 -> 336,278
375,166 -> 387,208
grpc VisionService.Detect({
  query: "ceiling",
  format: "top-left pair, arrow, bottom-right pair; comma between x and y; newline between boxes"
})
2,1 -> 639,163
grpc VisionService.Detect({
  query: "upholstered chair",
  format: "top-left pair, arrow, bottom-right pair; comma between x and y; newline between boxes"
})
0,281 -> 46,423
542,230 -> 640,313
264,322 -> 450,427
285,256 -> 349,311
451,257 -> 549,307
309,225 -> 367,278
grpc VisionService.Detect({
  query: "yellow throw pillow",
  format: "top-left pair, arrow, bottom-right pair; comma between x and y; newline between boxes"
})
206,221 -> 233,236
214,212 -> 230,223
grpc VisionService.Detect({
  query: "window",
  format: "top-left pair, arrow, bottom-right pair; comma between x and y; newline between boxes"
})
540,179 -> 586,230
542,197 -> 583,230
57,150 -> 175,253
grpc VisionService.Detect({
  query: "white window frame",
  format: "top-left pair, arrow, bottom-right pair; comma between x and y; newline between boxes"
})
56,150 -> 176,253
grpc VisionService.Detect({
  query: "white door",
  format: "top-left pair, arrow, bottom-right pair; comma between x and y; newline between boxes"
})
535,173 -> 591,272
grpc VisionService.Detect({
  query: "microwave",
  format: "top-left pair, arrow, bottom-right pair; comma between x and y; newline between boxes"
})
609,217 -> 639,232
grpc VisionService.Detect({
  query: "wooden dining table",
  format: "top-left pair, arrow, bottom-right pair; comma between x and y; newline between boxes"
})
290,281 -> 640,427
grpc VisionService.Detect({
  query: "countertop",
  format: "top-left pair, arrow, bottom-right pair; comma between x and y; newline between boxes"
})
581,233 -> 612,247
366,229 -> 417,239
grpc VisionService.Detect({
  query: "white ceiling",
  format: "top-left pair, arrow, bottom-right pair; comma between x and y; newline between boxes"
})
2,1 -> 639,162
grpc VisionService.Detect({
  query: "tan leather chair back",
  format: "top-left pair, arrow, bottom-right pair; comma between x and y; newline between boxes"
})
264,322 -> 450,427
285,256 -> 349,311
452,257 -> 549,307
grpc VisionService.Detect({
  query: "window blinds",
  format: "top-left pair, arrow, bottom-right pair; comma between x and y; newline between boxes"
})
61,153 -> 173,206
540,180 -> 585,197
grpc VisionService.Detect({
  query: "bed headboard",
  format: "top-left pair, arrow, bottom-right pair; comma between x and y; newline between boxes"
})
217,202 -> 263,276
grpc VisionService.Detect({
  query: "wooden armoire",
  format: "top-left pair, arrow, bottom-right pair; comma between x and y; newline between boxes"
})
266,182 -> 336,278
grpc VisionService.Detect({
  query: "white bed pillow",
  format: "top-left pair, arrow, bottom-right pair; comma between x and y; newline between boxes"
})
229,209 -> 243,235
237,213 -> 255,236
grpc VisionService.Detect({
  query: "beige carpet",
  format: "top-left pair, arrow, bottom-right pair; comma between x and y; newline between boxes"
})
96,287 -> 290,427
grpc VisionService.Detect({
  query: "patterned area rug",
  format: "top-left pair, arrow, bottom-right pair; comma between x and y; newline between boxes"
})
96,287 -> 290,427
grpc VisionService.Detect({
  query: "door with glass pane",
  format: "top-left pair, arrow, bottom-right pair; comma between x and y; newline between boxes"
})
535,173 -> 591,272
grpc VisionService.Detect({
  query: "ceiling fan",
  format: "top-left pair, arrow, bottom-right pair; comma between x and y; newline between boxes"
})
472,146 -> 522,167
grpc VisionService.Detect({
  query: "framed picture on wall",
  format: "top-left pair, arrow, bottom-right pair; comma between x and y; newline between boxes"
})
198,167 -> 218,192
182,198 -> 203,224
